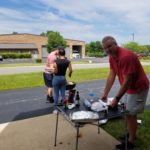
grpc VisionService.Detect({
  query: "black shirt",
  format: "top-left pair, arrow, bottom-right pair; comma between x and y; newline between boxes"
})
55,58 -> 70,76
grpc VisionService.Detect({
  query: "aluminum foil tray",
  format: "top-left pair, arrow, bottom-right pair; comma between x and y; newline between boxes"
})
91,101 -> 107,112
99,97 -> 121,106
70,111 -> 99,123
84,99 -> 108,112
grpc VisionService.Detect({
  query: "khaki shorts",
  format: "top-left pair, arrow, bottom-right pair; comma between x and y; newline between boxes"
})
120,89 -> 149,115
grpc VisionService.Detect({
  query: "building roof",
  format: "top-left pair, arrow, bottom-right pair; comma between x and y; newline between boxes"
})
0,33 -> 43,37
0,43 -> 37,49
0,33 -> 85,42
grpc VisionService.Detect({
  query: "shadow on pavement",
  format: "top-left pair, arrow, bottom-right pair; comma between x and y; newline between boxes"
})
12,107 -> 54,122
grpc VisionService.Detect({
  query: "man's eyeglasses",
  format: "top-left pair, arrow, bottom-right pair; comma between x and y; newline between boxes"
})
103,43 -> 114,50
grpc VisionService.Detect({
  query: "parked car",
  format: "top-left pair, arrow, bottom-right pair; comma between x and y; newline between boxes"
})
72,50 -> 80,59
0,55 -> 3,61
72,53 -> 80,59
136,53 -> 148,59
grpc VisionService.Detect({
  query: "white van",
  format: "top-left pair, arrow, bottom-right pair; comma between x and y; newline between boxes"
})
0,55 -> 3,61
72,50 -> 80,59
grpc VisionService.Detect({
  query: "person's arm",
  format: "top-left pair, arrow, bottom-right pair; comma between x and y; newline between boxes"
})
101,69 -> 116,101
111,74 -> 132,107
68,62 -> 73,77
53,63 -> 58,73
44,57 -> 53,72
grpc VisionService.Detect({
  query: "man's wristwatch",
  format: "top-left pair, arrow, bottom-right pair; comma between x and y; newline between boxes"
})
115,96 -> 121,102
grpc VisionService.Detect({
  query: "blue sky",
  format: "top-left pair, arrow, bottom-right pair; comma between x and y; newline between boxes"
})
0,0 -> 150,44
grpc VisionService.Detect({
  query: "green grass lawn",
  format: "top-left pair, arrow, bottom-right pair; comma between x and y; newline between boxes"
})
0,66 -> 150,91
0,68 -> 109,91
141,60 -> 150,62
101,110 -> 150,150
140,58 -> 150,62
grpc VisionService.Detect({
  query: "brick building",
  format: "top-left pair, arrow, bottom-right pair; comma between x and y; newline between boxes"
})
0,34 -> 85,59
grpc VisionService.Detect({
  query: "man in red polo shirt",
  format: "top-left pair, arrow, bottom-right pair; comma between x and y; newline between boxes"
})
101,36 -> 149,150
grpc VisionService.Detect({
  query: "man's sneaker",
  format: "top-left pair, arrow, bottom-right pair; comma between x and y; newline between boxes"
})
116,141 -> 135,150
53,109 -> 58,114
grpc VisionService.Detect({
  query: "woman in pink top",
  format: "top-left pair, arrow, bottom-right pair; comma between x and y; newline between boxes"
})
43,49 -> 59,103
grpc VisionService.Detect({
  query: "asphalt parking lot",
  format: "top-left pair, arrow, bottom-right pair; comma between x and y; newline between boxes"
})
0,78 -> 150,124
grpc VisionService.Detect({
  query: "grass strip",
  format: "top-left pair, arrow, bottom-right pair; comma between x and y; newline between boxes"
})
0,66 -> 150,91
101,110 -> 150,150
0,68 -> 109,91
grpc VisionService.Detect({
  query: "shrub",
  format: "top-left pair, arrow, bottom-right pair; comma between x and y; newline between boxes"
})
87,52 -> 106,57
35,58 -> 42,63
0,53 -> 31,59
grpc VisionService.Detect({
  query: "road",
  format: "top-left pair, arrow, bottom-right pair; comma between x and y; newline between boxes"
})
0,80 -> 108,123
0,62 -> 150,75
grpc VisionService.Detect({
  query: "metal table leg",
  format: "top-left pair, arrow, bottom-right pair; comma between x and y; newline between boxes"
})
75,123 -> 80,150
121,103 -> 128,150
54,112 -> 59,146
124,111 -> 128,150
98,120 -> 100,134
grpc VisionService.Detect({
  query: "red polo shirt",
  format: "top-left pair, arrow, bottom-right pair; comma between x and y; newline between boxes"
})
109,47 -> 149,94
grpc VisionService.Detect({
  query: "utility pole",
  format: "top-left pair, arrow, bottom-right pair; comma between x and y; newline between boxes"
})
132,33 -> 134,41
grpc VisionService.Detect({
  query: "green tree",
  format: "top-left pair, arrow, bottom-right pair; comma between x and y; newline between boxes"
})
86,41 -> 103,53
144,45 -> 150,53
40,30 -> 54,36
85,41 -> 104,57
46,31 -> 67,53
12,32 -> 18,34
40,32 -> 46,36
122,42 -> 148,53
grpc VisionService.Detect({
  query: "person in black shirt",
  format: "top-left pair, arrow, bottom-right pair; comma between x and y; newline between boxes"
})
52,47 -> 72,113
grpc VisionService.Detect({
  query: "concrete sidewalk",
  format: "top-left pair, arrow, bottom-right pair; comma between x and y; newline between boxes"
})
0,114 -> 120,150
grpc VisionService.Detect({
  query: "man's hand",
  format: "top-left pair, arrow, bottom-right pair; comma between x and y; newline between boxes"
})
68,72 -> 72,77
101,95 -> 107,102
110,98 -> 118,107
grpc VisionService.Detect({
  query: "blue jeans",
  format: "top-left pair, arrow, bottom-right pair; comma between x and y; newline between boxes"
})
52,76 -> 67,108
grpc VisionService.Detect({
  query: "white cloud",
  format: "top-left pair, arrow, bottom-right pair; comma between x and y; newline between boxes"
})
0,7 -> 28,20
0,0 -> 150,44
